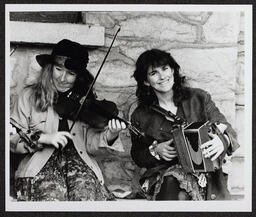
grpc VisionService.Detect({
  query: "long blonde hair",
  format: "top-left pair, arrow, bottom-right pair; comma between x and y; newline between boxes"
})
29,58 -> 94,112
30,64 -> 57,112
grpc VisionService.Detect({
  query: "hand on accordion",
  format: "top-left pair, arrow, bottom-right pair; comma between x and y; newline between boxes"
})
155,139 -> 177,161
200,132 -> 224,161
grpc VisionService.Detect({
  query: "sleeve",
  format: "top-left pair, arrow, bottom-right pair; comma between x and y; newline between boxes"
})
130,109 -> 162,169
204,91 -> 240,156
10,89 -> 40,154
11,90 -> 31,131
85,126 -> 124,156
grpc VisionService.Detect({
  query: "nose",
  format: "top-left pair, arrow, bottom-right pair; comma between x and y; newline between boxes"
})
159,69 -> 166,79
60,71 -> 67,82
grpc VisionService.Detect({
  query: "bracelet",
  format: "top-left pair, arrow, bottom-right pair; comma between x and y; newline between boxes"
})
149,140 -> 161,160
30,130 -> 41,141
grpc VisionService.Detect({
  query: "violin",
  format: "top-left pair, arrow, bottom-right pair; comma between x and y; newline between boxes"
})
54,88 -> 155,145
54,89 -> 119,129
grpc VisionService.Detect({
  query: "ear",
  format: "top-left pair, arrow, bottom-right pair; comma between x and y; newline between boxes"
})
143,80 -> 150,86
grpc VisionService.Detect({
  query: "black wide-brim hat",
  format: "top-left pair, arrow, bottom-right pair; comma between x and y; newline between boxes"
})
36,39 -> 94,83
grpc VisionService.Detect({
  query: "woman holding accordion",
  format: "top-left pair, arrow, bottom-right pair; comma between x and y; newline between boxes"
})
130,49 -> 239,200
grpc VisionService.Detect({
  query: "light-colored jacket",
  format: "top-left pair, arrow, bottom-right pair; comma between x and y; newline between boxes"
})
10,88 -> 123,185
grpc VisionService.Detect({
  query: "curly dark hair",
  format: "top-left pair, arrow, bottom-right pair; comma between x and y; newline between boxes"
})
133,49 -> 189,106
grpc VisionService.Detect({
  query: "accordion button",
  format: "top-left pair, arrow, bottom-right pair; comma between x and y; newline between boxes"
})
210,194 -> 216,200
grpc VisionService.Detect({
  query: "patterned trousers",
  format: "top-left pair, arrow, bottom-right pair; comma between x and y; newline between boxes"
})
15,143 -> 114,201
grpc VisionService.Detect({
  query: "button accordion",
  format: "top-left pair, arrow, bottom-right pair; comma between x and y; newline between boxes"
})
172,121 -> 220,173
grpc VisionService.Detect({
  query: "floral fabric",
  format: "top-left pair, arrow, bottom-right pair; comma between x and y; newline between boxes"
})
15,141 -> 114,201
140,164 -> 205,200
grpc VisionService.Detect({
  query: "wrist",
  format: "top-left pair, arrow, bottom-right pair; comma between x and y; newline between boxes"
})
29,130 -> 43,150
31,130 -> 42,141
37,133 -> 48,147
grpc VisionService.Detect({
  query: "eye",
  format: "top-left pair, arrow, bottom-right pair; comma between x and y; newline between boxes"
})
148,70 -> 157,76
55,66 -> 62,71
67,71 -> 77,76
162,65 -> 169,70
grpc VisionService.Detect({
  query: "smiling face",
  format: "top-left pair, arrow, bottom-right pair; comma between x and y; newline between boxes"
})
52,62 -> 77,93
145,64 -> 174,94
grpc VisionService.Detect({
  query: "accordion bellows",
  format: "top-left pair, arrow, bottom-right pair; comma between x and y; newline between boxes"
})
172,122 -> 220,173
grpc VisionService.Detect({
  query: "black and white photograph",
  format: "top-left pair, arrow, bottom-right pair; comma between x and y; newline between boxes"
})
5,4 -> 252,212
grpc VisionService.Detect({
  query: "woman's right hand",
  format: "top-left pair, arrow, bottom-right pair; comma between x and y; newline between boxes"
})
155,139 -> 177,161
39,131 -> 73,149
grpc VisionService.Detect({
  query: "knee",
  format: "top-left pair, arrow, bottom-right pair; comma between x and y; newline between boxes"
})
163,176 -> 178,185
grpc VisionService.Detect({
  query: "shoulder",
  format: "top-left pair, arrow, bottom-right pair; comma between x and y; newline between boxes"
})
12,87 -> 37,115
131,105 -> 150,122
186,87 -> 208,96
131,105 -> 145,119
11,87 -> 36,123
17,87 -> 34,104
185,87 -> 210,101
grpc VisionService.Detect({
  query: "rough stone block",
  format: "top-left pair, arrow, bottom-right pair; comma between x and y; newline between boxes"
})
233,105 -> 246,157
171,48 -> 238,92
170,47 -> 238,124
203,12 -> 241,43
229,156 -> 245,190
86,12 -> 197,43
87,49 -> 136,87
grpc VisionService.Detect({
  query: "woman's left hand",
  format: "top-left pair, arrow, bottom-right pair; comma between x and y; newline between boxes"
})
106,119 -> 127,143
200,132 -> 224,161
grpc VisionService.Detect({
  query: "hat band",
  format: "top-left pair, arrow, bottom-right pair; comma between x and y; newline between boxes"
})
53,55 -> 86,72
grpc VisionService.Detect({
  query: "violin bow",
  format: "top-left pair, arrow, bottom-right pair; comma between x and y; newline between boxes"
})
69,26 -> 121,131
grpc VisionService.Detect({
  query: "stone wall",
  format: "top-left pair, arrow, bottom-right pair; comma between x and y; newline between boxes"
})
9,11 -> 245,199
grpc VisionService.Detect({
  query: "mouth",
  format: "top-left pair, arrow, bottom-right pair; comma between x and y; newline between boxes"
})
54,81 -> 70,91
55,80 -> 69,87
57,83 -> 68,87
158,78 -> 170,85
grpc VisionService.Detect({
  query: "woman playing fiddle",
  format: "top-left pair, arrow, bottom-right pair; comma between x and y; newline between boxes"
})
130,49 -> 239,200
10,39 -> 126,201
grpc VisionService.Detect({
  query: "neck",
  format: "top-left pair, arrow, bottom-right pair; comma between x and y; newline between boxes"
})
156,90 -> 173,104
155,91 -> 177,113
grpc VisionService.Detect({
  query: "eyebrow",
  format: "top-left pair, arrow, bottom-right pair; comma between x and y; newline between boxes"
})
54,63 -> 63,67
148,69 -> 157,74
54,64 -> 77,74
148,64 -> 168,72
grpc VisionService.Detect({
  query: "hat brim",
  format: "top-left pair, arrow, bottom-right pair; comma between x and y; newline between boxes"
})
36,54 -> 54,67
36,54 -> 94,84
83,68 -> 94,84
